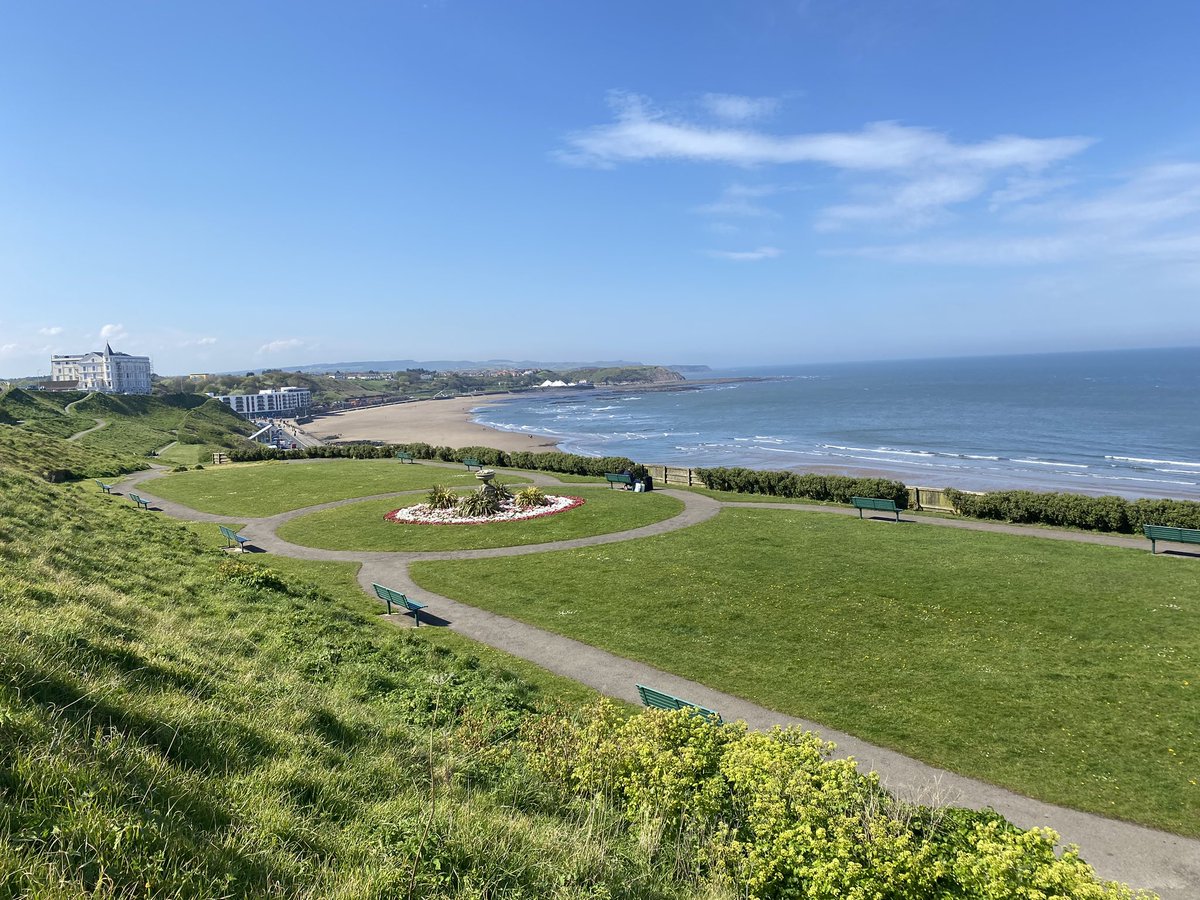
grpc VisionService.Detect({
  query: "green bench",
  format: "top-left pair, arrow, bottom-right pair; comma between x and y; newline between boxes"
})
1143,524 -> 1200,554
851,496 -> 900,521
605,473 -> 633,489
128,493 -> 151,510
395,450 -> 414,463
372,582 -> 428,625
635,684 -> 722,722
219,525 -> 251,551
463,457 -> 483,471
95,480 -> 113,494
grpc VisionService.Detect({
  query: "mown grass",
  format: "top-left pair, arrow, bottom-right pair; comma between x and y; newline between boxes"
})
277,489 -> 684,551
412,507 -> 1200,836
150,459 -> 529,517
0,468 -> 694,899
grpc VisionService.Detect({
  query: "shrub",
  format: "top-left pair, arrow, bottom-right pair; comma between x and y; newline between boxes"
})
514,486 -> 549,509
523,703 -> 1155,899
945,488 -> 1200,534
425,484 -> 458,509
456,487 -> 501,517
696,466 -> 910,508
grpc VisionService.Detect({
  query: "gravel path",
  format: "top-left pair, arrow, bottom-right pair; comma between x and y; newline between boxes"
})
115,464 -> 1200,897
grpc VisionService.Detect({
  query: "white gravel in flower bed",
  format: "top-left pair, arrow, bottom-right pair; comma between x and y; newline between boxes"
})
385,495 -> 585,525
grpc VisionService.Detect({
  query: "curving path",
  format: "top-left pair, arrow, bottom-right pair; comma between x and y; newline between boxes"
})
115,464 -> 1200,897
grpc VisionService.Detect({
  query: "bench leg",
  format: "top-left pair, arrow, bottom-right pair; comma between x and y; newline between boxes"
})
1150,539 -> 1156,554
858,508 -> 864,518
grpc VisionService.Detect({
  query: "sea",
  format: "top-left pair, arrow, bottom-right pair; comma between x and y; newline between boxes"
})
472,347 -> 1200,500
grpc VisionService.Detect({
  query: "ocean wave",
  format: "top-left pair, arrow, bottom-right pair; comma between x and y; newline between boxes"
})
1012,458 -> 1088,469
1106,455 -> 1200,469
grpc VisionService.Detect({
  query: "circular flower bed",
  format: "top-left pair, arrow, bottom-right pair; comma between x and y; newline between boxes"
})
385,495 -> 585,525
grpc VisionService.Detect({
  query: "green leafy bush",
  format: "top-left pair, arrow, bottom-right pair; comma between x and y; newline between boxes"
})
945,488 -> 1200,533
524,702 -> 1155,899
697,466 -> 910,507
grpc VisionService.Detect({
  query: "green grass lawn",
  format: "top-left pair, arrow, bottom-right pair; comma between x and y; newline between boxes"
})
277,489 -> 684,551
149,459 -> 528,517
155,443 -> 212,466
412,507 -> 1200,836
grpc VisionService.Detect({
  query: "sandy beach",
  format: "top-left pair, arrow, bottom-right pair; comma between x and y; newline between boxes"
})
306,396 -> 560,453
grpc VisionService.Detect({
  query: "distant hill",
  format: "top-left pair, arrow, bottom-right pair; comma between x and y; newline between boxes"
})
240,358 -> 666,374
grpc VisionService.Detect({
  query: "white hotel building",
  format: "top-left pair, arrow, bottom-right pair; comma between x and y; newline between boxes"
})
50,344 -> 153,394
209,387 -> 312,418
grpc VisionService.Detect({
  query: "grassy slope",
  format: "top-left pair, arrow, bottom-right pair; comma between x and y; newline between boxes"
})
73,394 -> 254,456
277,489 -> 684,551
0,467 -> 678,899
412,507 -> 1200,836
151,460 -> 529,517
0,426 -> 147,480
0,389 -> 97,439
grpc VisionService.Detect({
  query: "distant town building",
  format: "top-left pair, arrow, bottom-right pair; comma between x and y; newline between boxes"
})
50,344 -> 152,394
209,386 -> 312,418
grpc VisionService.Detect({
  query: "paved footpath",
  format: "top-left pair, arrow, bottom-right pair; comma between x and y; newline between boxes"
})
118,464 -> 1200,897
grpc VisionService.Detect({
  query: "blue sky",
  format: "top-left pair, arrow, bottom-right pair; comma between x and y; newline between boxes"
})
2,1 -> 1199,377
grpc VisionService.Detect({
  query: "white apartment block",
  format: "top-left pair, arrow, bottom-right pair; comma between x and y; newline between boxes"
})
50,343 -> 153,394
209,386 -> 312,418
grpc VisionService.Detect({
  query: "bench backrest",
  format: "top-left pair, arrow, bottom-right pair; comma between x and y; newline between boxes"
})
636,684 -> 721,721
129,493 -> 142,503
852,496 -> 897,510
606,473 -> 633,483
1144,524 -> 1200,542
219,525 -> 238,540
395,451 -> 412,460
463,458 -> 481,467
372,582 -> 415,610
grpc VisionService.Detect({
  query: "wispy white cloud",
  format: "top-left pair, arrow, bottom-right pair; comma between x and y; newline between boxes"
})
841,161 -> 1200,267
38,326 -> 63,336
694,183 -> 784,218
818,172 -> 988,230
558,92 -> 1091,172
181,336 -> 218,347
257,338 -> 305,355
707,246 -> 782,262
701,93 -> 780,122
0,343 -> 17,355
99,323 -> 127,342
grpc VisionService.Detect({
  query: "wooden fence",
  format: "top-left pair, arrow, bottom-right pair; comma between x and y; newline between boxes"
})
645,465 -> 705,487
212,452 -> 229,465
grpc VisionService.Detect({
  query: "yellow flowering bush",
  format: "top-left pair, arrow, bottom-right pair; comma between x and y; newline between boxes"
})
522,702 -> 1158,900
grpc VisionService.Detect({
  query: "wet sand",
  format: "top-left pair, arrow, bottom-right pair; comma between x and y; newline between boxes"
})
307,396 -> 560,453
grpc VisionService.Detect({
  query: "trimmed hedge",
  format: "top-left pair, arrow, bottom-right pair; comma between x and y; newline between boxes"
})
696,466 -> 910,508
227,441 -> 648,480
945,488 -> 1200,533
